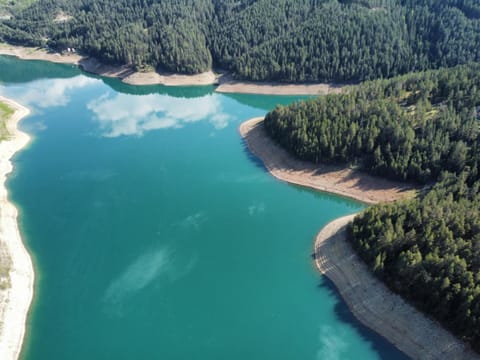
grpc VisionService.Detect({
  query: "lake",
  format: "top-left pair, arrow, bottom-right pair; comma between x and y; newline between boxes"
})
0,55 -> 406,360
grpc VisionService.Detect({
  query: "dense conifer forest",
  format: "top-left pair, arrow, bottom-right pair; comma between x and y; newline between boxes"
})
264,64 -> 480,184
1,0 -> 480,82
351,174 -> 480,352
264,64 -> 480,351
3,0 -> 480,352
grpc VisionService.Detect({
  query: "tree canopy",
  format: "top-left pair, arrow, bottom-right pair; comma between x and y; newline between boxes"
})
1,0 -> 480,81
264,63 -> 480,184
350,174 -> 480,352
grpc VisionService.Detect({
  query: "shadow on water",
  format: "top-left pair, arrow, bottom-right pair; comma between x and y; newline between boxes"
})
240,134 -> 364,208
0,54 -> 215,99
0,55 -> 81,83
288,182 -> 366,208
221,92 -> 312,111
317,276 -> 410,360
240,138 -> 269,173
98,76 -> 215,98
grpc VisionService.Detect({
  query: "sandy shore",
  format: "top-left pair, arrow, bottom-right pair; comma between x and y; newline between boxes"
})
0,43 -> 349,94
315,215 -> 478,359
0,96 -> 34,360
240,116 -> 478,358
78,57 -> 218,86
217,75 -> 345,95
0,43 -> 217,87
239,117 -> 415,204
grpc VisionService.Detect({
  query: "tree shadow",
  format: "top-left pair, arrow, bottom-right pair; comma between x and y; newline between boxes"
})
335,168 -> 417,194
220,91 -> 309,111
0,54 -> 81,83
240,137 -> 269,172
97,75 -> 215,98
318,276 -> 410,360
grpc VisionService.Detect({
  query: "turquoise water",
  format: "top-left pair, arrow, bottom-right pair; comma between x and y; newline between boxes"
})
0,56 -> 407,360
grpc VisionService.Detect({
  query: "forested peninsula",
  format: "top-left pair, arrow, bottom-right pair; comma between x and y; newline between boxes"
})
264,63 -> 480,352
1,0 -> 480,82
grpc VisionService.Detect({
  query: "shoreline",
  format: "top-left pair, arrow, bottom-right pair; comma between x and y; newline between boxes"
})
0,43 -> 217,87
239,117 -> 415,204
0,43 -> 345,95
315,215 -> 478,359
77,57 -> 218,87
0,96 -> 34,360
240,117 -> 478,359
216,74 -> 345,96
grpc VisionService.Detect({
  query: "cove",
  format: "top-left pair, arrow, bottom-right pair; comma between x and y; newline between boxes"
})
0,55 -> 407,360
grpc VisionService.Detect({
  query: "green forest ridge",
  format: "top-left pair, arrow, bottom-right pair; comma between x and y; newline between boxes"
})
264,63 -> 480,352
1,0 -> 480,82
3,0 -> 480,353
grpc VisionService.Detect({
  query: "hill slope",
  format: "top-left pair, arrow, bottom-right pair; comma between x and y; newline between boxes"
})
1,0 -> 480,82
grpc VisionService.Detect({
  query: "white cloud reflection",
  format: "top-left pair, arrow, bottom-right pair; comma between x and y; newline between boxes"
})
104,248 -> 171,306
248,201 -> 266,216
102,245 -> 198,316
87,93 -> 231,137
316,325 -> 348,360
176,212 -> 208,231
17,76 -> 99,108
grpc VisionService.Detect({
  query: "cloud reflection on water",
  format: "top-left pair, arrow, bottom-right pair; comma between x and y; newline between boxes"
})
103,244 -> 198,316
176,212 -> 208,231
87,93 -> 231,137
14,76 -> 99,108
248,201 -> 266,216
316,325 -> 348,360
104,248 -> 172,306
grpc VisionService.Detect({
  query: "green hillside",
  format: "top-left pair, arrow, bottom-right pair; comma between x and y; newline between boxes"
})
1,0 -> 480,82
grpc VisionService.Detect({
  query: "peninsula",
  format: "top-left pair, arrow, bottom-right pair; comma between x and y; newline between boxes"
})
240,117 -> 479,359
239,117 -> 415,204
243,62 -> 480,356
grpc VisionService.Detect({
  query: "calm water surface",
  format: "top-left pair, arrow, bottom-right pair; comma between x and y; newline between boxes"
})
0,56 -> 407,360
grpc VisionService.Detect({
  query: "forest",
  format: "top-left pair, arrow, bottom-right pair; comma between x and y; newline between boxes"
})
264,63 -> 480,184
264,64 -> 480,351
1,0 -> 480,82
350,174 -> 480,352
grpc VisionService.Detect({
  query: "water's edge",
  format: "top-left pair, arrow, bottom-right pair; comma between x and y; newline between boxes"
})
0,96 -> 34,360
240,117 -> 479,360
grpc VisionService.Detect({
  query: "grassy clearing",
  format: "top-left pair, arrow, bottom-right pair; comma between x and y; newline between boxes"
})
0,251 -> 11,290
0,101 -> 13,141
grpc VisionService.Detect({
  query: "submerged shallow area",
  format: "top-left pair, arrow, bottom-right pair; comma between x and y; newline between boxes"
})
0,56 -> 407,360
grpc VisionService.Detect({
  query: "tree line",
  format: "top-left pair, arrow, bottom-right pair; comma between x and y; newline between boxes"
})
1,0 -> 480,82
